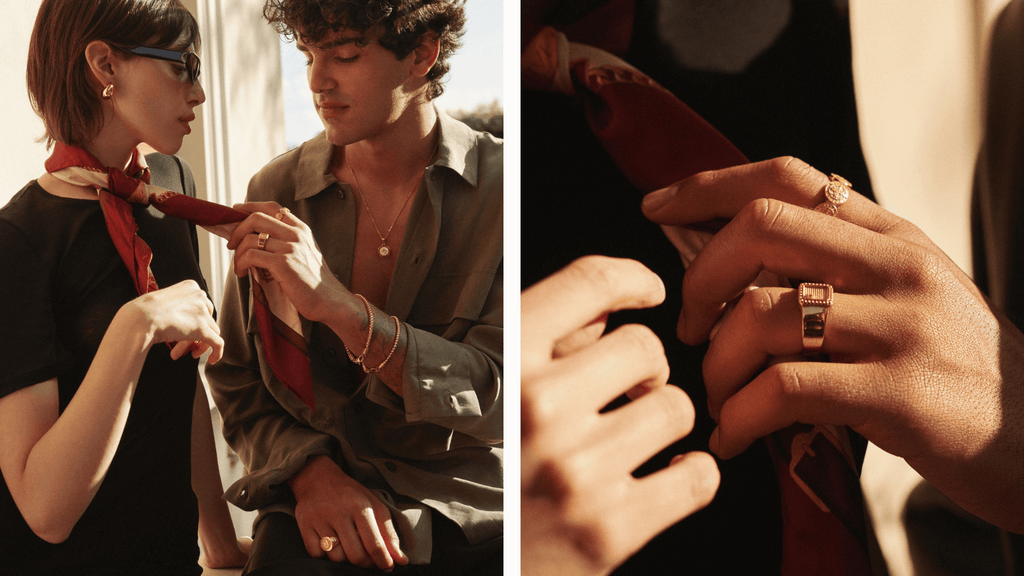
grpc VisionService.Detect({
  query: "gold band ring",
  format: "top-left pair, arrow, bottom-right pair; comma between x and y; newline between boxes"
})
798,283 -> 833,356
814,174 -> 851,216
275,207 -> 291,221
320,535 -> 338,552
257,232 -> 270,250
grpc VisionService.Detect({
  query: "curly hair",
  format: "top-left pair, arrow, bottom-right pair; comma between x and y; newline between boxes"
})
264,0 -> 466,100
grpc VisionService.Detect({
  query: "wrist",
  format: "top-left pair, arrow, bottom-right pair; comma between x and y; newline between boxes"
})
111,301 -> 157,355
287,455 -> 338,499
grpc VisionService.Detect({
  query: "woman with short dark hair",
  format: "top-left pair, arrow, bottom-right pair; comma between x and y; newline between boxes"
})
0,1 -> 247,573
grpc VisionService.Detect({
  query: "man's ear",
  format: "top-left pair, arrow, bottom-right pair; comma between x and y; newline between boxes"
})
84,40 -> 118,91
409,33 -> 440,78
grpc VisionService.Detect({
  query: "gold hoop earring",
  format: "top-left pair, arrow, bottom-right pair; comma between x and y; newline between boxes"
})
102,84 -> 114,99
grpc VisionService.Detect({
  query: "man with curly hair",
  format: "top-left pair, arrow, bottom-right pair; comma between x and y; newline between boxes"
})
205,1 -> 503,574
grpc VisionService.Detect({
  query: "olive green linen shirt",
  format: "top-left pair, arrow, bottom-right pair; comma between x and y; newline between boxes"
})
206,111 -> 503,564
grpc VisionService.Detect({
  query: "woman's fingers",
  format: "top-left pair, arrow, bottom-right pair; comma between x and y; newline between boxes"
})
593,384 -> 697,473
547,323 -> 671,416
522,256 -> 665,361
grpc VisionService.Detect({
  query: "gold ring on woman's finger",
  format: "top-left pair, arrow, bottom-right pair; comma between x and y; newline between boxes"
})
257,232 -> 270,250
320,535 -> 338,552
275,207 -> 290,220
814,173 -> 851,216
798,282 -> 833,356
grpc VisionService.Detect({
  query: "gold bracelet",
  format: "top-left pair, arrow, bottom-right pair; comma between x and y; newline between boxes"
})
364,316 -> 401,374
344,294 -> 374,364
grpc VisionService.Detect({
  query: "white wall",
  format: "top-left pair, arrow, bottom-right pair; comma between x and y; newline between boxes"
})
1,1 -> 51,205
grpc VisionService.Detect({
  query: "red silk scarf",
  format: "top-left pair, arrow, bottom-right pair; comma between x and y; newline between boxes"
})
524,25 -> 873,576
44,143 -> 317,411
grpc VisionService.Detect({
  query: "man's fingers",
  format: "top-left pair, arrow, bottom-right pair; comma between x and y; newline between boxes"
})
336,517 -> 376,568
381,517 -> 408,566
232,201 -> 283,216
226,210 -> 296,250
710,361 -> 885,459
679,199 -> 899,343
522,256 -> 665,357
702,287 -> 891,419
642,157 -> 828,223
642,157 -> 911,240
355,508 -> 397,571
298,522 -> 326,559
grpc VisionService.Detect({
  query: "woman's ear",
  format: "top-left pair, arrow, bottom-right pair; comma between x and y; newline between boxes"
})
84,40 -> 118,92
409,33 -> 440,78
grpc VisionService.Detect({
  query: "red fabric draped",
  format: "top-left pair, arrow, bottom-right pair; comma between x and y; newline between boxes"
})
45,143 -> 316,411
524,26 -> 873,575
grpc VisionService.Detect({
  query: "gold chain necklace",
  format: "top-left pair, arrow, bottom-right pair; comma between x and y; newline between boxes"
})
348,141 -> 439,258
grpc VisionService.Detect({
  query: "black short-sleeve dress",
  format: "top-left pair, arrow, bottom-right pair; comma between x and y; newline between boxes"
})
0,154 -> 209,576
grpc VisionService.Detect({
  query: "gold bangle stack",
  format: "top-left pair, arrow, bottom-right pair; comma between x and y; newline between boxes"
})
364,316 -> 401,374
344,294 -> 374,364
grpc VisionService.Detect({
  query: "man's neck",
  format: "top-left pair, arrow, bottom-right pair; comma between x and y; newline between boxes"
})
339,102 -> 440,185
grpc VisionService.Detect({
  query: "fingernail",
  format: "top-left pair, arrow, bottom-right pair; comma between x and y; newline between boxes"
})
641,185 -> 676,213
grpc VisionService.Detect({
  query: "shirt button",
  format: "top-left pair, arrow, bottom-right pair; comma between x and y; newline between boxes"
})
385,462 -> 397,473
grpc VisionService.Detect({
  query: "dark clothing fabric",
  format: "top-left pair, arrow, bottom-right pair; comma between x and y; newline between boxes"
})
522,1 -> 874,574
207,112 -> 503,565
242,512 -> 502,576
0,154 -> 206,575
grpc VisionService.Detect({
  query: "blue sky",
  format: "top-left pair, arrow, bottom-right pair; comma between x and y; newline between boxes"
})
280,1 -> 504,148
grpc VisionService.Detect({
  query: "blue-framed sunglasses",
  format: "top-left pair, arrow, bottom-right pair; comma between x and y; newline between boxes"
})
129,46 -> 201,85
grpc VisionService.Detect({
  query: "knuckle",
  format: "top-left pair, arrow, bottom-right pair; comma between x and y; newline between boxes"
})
672,452 -> 720,509
689,168 -> 720,189
647,385 -> 696,434
737,287 -> 777,328
893,247 -> 945,293
770,363 -> 806,399
612,323 -> 666,362
521,382 -> 561,445
766,156 -> 820,191
738,197 -> 790,238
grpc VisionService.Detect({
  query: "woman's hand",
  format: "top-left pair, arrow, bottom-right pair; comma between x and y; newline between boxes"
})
124,279 -> 223,364
642,156 -> 1024,533
200,537 -> 251,569
522,256 -> 720,576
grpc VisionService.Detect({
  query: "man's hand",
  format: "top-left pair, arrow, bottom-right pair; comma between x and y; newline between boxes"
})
228,202 -> 350,324
522,256 -> 720,576
642,157 -> 1024,534
288,456 -> 408,570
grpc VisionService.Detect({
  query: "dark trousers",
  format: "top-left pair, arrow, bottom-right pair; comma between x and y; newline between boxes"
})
243,512 -> 502,576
